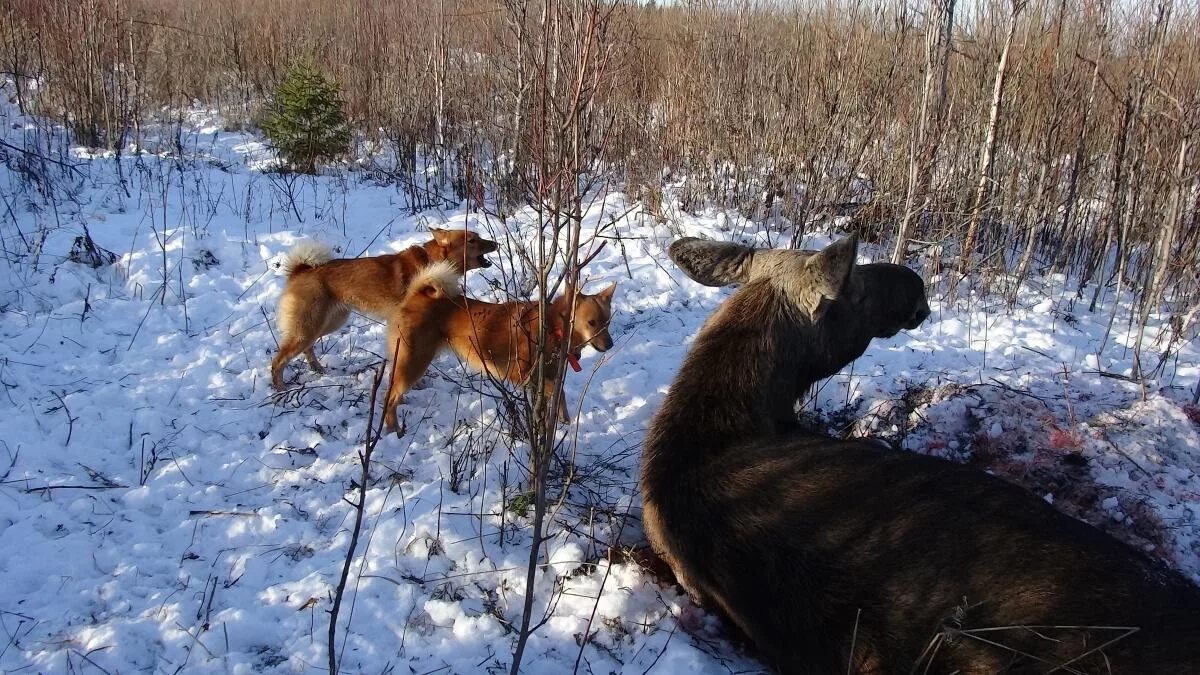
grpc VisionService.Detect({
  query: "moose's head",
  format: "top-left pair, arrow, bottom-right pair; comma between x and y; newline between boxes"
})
669,234 -> 930,341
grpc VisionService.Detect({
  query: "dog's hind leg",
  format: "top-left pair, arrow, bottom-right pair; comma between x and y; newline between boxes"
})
300,305 -> 349,375
303,347 -> 326,374
383,322 -> 441,435
271,334 -> 309,389
382,362 -> 413,435
271,292 -> 333,389
319,305 -> 351,339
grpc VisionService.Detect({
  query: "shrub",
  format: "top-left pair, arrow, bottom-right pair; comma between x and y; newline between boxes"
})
258,61 -> 351,173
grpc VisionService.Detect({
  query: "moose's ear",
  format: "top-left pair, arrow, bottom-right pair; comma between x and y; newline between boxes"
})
797,234 -> 858,322
668,238 -> 756,287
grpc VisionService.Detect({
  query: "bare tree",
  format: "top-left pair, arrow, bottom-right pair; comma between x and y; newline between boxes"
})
958,0 -> 1027,282
506,2 -> 621,673
893,0 -> 956,264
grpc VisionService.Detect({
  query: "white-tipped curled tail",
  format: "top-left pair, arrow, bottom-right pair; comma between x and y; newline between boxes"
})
407,260 -> 464,300
282,240 -> 334,276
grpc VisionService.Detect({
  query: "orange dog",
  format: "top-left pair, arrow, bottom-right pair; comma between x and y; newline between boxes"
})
270,228 -> 497,389
383,262 -> 617,432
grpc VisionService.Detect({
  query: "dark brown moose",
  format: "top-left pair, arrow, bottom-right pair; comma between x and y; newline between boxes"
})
641,234 -> 1200,674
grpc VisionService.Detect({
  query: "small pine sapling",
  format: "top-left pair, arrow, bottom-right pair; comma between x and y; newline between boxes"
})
259,61 -> 351,174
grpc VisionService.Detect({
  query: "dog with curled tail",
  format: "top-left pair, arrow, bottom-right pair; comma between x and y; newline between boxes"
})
383,268 -> 617,433
270,228 -> 497,389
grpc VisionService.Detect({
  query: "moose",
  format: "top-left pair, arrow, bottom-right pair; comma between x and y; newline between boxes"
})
641,235 -> 1200,674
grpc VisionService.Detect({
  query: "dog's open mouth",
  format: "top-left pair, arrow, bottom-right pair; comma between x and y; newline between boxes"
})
477,254 -> 493,268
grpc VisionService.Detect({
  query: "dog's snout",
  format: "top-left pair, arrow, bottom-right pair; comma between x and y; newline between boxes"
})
595,334 -> 614,352
475,239 -> 498,268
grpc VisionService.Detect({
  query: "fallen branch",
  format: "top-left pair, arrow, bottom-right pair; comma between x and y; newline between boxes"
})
19,484 -> 128,493
0,138 -> 84,173
49,390 -> 76,447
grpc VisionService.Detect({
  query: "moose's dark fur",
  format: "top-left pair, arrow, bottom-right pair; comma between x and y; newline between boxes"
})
642,236 -> 1200,674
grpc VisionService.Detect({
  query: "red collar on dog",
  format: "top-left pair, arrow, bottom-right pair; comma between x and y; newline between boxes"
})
552,326 -> 583,373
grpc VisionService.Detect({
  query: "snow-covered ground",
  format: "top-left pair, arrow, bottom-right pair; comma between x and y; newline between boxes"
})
1,101 -> 1198,674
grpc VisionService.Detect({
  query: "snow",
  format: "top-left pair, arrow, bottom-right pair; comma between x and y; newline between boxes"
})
1,98 -> 1198,674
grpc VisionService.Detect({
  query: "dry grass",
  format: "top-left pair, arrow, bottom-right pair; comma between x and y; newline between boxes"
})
3,0 -> 1198,363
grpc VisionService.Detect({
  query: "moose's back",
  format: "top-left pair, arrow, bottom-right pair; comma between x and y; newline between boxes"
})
642,235 -> 1200,674
658,433 -> 1200,673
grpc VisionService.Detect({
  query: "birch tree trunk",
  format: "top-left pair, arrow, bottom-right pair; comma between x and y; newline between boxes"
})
1053,59 -> 1100,274
891,0 -> 955,264
957,0 -> 1024,280
1132,133 -> 1191,377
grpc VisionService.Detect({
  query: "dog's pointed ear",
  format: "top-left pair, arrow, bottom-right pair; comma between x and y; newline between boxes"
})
429,228 -> 452,246
668,238 -> 755,287
798,234 -> 858,322
594,282 -> 617,303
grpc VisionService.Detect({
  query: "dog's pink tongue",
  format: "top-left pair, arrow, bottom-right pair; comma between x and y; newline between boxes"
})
567,354 -> 582,372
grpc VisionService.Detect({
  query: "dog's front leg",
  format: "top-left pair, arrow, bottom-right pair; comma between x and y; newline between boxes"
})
557,394 -> 570,425
540,378 -> 570,425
